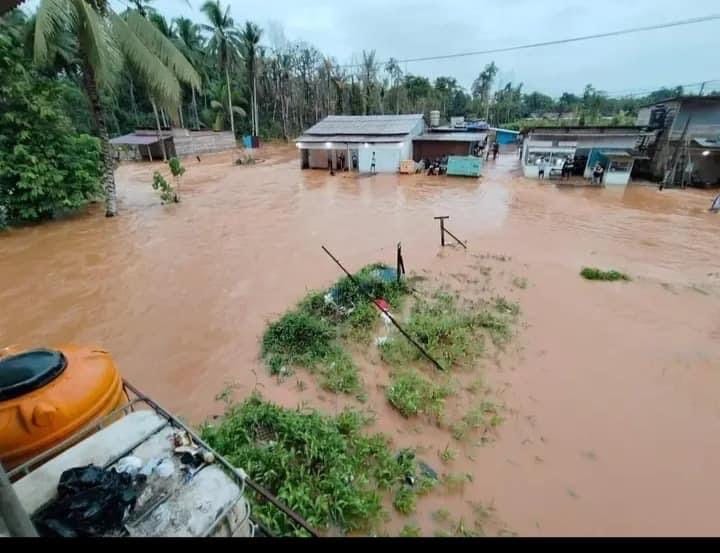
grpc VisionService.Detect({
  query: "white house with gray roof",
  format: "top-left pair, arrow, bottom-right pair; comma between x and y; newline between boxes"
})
295,114 -> 425,173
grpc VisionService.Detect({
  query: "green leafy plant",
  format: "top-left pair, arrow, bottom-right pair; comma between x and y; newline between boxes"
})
201,393 -> 425,536
393,486 -> 416,515
380,291 -> 484,369
438,444 -> 456,464
167,157 -> 185,201
399,523 -> 421,537
580,267 -> 631,281
386,370 -> 452,418
151,171 -> 177,204
0,34 -> 102,226
261,264 -> 409,394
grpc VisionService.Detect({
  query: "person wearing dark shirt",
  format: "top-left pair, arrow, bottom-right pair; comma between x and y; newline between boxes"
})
492,142 -> 500,160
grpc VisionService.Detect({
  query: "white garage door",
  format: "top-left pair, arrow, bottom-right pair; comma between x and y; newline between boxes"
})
359,148 -> 401,173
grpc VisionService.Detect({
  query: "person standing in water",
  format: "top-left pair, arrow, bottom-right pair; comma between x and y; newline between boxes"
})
370,151 -> 376,174
492,141 -> 500,160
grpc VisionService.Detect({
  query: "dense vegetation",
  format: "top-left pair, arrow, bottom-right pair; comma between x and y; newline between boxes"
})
201,394 -> 434,536
261,263 -> 408,396
0,29 -> 102,227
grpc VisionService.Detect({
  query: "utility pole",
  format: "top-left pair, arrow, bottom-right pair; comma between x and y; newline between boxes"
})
699,81 -> 707,96
0,463 -> 37,537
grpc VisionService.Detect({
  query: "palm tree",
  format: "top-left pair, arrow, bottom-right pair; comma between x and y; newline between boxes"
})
34,1 -> 200,216
200,80 -> 246,131
173,17 -> 205,130
201,0 -> 241,137
240,21 -> 262,137
385,57 -> 402,114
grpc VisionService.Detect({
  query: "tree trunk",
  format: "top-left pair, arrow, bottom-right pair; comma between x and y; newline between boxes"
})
225,66 -> 235,137
151,99 -> 167,161
253,74 -> 259,136
191,87 -> 200,130
82,60 -> 117,217
129,76 -> 139,127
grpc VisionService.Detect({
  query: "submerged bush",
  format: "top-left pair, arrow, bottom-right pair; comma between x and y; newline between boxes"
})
201,394 -> 426,536
386,370 -> 452,418
580,267 -> 631,281
261,264 -> 409,394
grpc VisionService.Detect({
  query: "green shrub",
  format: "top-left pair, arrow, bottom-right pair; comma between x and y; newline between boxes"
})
202,394 -> 424,536
380,291 -> 483,369
580,267 -> 631,281
0,34 -> 102,225
386,370 -> 452,418
261,264 -> 410,394
151,172 -> 177,203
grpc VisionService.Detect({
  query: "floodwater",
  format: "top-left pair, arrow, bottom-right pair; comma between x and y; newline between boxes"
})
1,145 -> 719,536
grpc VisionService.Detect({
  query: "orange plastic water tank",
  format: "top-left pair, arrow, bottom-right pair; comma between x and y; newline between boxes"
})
0,346 -> 126,470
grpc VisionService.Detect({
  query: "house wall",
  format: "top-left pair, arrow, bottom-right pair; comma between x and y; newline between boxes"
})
413,141 -> 472,161
669,101 -> 720,141
358,144 -> 402,172
172,129 -> 236,156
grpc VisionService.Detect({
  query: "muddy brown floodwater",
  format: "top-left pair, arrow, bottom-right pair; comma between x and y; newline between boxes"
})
1,145 -> 719,536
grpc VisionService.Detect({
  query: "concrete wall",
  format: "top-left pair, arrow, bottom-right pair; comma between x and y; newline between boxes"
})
172,129 -> 236,156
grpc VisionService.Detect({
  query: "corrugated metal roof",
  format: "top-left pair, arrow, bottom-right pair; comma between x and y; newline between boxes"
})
296,134 -> 408,144
110,133 -> 173,146
414,133 -> 486,142
301,114 -> 423,137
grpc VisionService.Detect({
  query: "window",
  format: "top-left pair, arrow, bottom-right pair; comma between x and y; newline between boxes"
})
609,159 -> 631,172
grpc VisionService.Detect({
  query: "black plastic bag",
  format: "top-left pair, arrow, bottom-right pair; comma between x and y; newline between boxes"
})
34,464 -> 147,537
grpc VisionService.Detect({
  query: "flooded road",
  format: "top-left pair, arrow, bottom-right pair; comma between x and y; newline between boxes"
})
1,145 -> 719,536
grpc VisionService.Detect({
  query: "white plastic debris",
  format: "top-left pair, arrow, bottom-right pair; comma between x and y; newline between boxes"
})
116,456 -> 143,475
140,458 -> 160,477
156,458 -> 175,478
375,336 -> 389,346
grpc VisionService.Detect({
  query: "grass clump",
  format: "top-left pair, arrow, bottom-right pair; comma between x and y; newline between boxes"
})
202,393 -> 424,536
512,276 -> 528,289
262,264 -> 410,394
438,444 -> 456,464
393,486 -> 416,515
399,524 -> 421,537
380,291 -> 484,369
580,267 -> 630,281
386,370 -> 452,418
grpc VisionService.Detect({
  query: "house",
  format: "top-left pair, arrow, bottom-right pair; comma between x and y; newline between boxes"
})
521,126 -> 651,186
110,128 -> 236,161
295,114 -> 425,173
635,96 -> 720,187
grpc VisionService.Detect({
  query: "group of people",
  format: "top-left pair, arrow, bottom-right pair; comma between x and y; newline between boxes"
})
536,156 -> 576,181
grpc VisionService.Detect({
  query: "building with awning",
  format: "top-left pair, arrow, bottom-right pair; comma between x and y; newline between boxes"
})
412,132 -> 487,161
109,131 -> 174,161
520,126 -> 651,186
295,115 -> 425,173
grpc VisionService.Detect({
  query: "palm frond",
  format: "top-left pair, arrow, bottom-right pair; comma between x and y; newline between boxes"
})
231,105 -> 246,116
124,10 -> 200,90
33,0 -> 77,66
73,0 -> 120,88
210,99 -> 223,110
109,11 -> 180,109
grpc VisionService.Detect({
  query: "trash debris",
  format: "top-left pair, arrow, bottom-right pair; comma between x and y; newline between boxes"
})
34,464 -> 147,537
116,456 -> 143,475
375,298 -> 391,312
375,336 -> 389,346
155,459 -> 175,478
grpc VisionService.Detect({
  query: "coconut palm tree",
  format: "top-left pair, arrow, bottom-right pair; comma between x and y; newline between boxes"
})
240,21 -> 262,136
33,1 -> 200,217
201,0 -> 241,137
173,17 -> 205,130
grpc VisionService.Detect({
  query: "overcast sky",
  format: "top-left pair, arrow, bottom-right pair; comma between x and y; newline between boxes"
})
26,0 -> 720,97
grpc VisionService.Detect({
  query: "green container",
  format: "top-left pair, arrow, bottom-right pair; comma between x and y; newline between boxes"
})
446,156 -> 483,177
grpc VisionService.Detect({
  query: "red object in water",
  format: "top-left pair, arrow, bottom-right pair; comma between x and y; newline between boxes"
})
375,299 -> 390,312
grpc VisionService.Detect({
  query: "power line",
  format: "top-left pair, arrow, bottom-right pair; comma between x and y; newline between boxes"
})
340,13 -> 720,69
